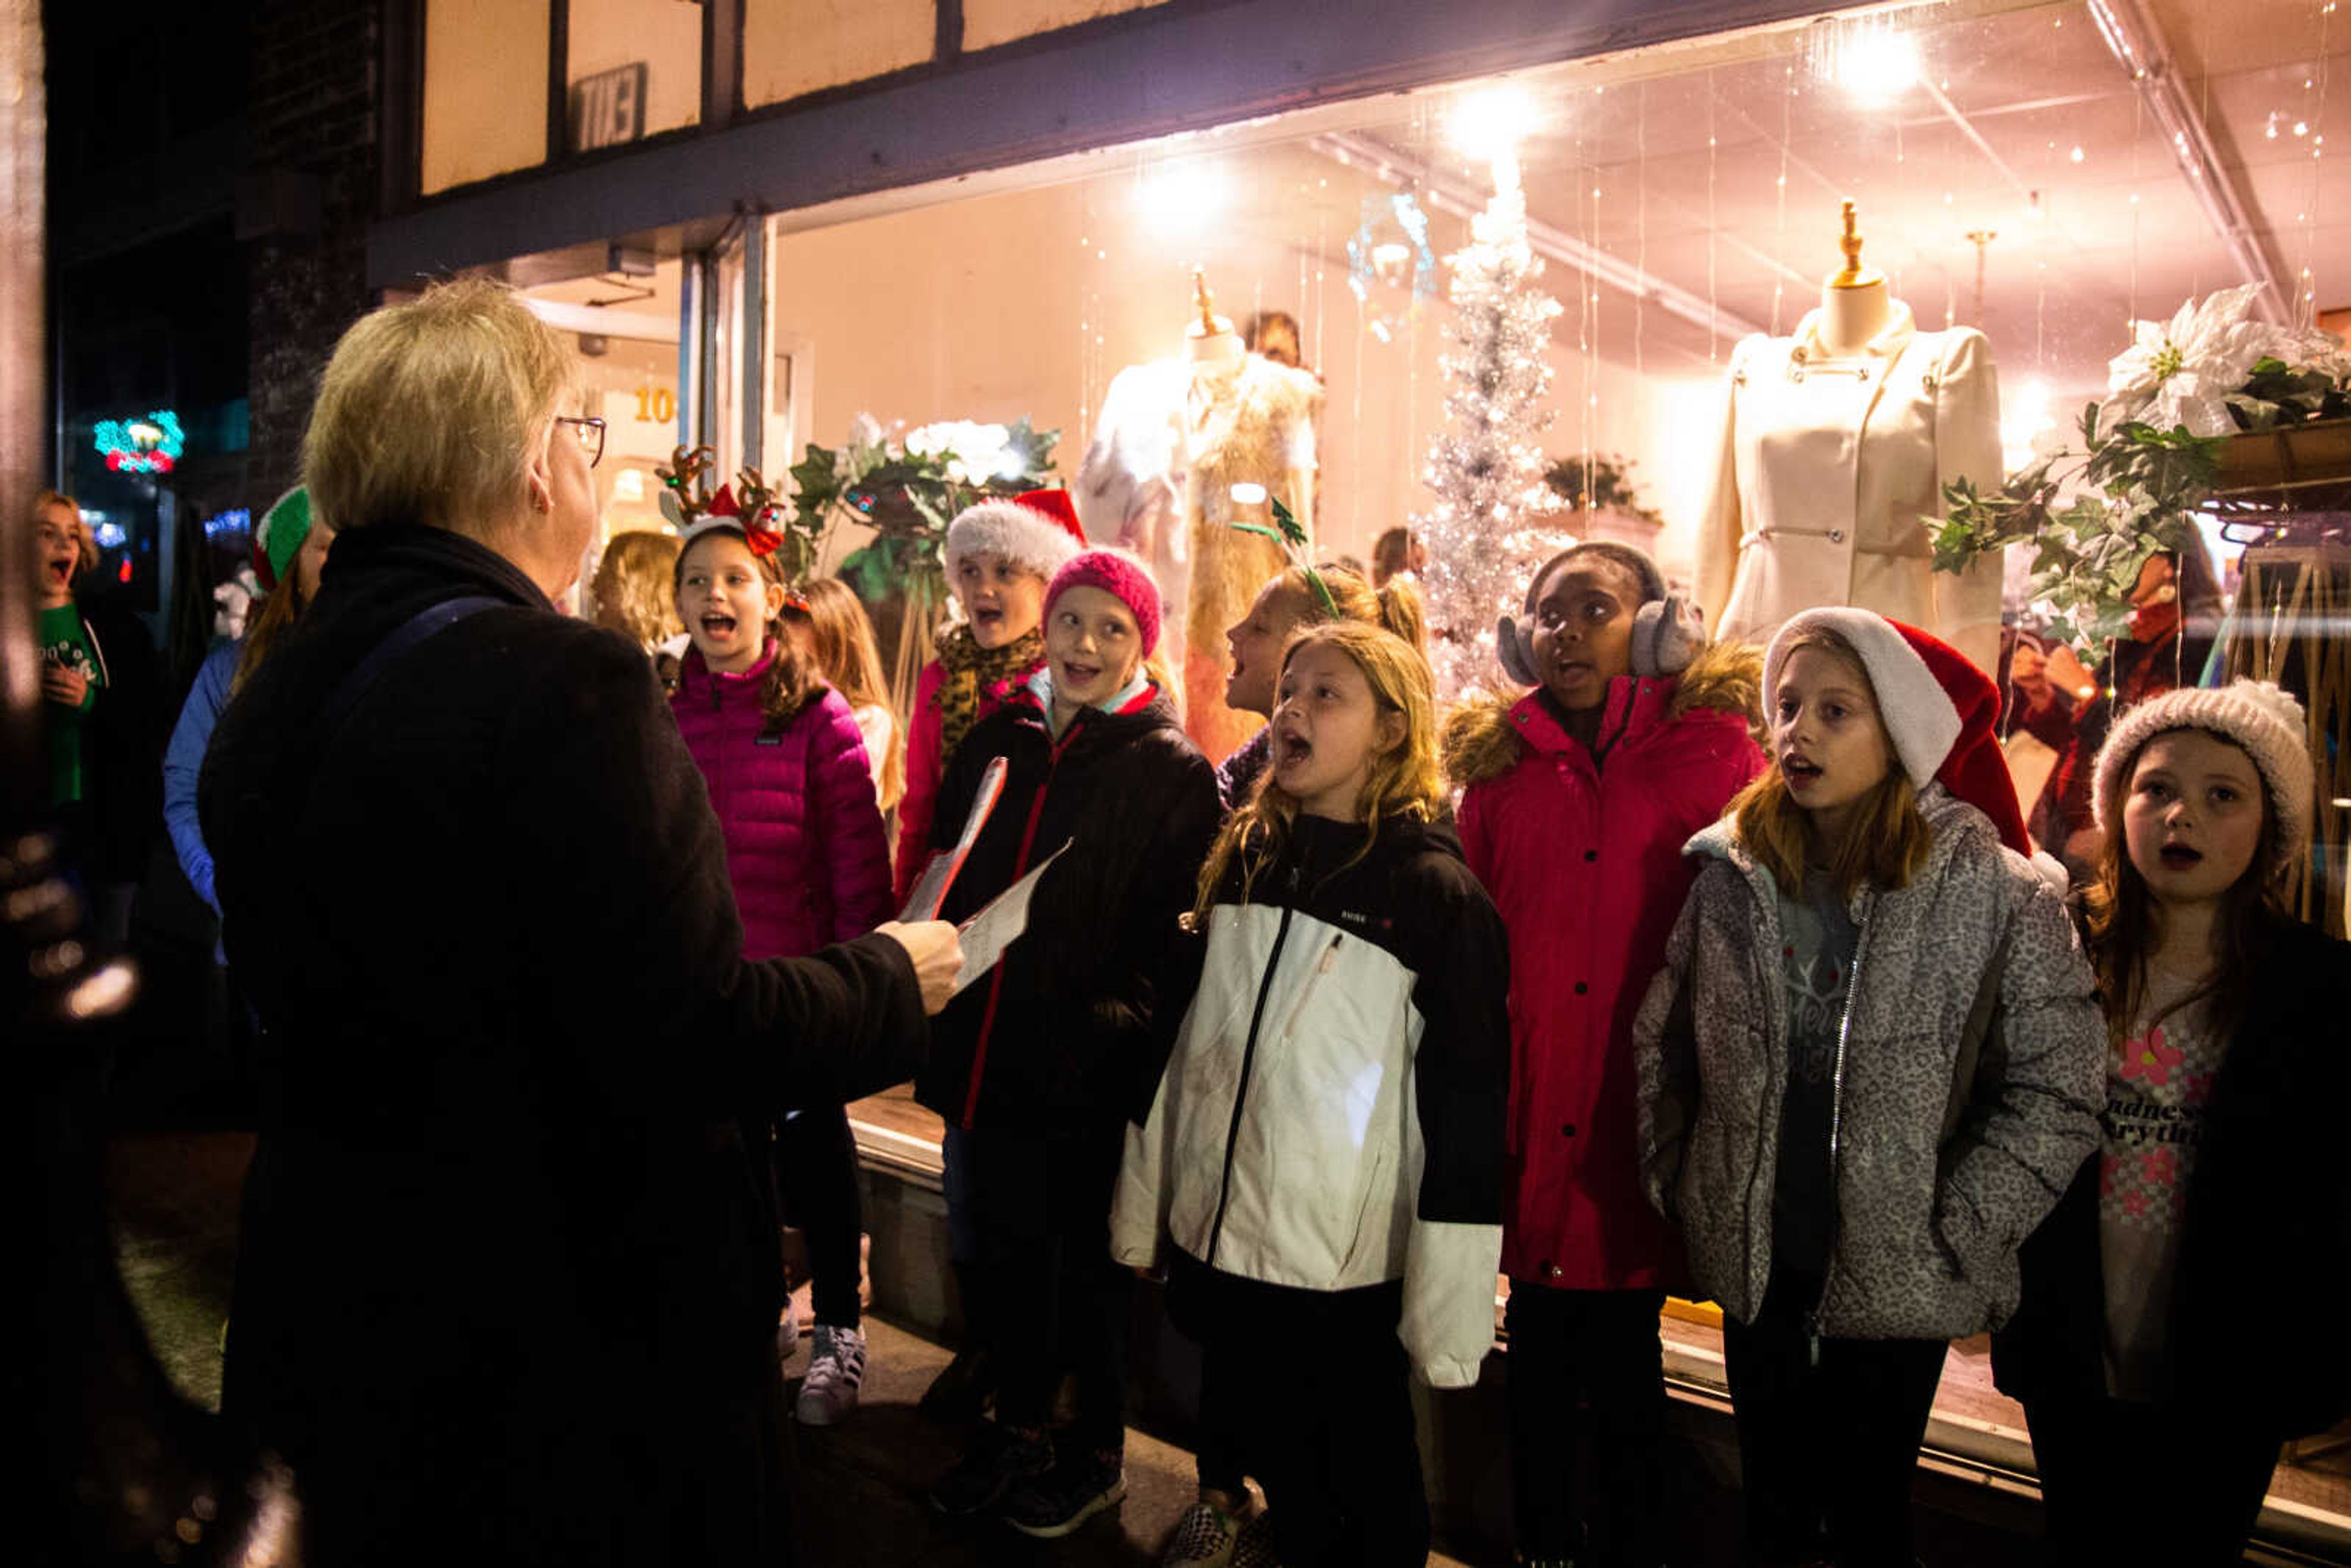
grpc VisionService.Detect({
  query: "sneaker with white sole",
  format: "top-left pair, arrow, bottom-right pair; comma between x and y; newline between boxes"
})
1003,1447 -> 1126,1539
795,1323 -> 867,1426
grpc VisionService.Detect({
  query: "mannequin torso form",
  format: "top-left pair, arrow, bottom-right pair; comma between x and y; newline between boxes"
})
1188,327 -> 1244,369
1816,276 -> 1892,358
1697,204 -> 2006,669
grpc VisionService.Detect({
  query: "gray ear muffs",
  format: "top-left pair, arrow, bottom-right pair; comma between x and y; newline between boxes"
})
1627,595 -> 1704,679
1496,613 -> 1540,687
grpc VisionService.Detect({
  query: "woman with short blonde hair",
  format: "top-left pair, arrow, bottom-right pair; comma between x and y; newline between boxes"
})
201,276 -> 956,1567
301,276 -> 578,542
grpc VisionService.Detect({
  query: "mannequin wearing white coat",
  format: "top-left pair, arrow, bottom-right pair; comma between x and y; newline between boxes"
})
1698,206 -> 2005,670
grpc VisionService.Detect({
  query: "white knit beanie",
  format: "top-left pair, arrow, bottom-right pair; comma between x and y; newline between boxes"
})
2091,680 -> 2313,872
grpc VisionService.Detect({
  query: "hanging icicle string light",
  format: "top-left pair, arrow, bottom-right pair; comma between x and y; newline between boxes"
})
2300,1 -> 2334,324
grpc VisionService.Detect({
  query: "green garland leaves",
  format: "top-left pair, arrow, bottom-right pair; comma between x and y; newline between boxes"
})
787,418 -> 1059,601
1932,401 -> 2221,646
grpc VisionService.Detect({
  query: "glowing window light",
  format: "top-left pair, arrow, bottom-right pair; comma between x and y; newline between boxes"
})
1809,15 -> 1922,108
1134,159 -> 1230,238
94,409 -> 185,475
1449,84 -> 1541,168
1839,29 -> 1920,103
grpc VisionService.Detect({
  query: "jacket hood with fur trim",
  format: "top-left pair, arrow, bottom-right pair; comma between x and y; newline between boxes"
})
1442,639 -> 1763,788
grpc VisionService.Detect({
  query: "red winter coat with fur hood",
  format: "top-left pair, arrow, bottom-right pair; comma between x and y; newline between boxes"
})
1447,642 -> 1765,1292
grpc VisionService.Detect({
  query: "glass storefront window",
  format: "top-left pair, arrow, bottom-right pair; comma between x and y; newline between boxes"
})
421,0 -> 551,196
756,0 -> 2345,590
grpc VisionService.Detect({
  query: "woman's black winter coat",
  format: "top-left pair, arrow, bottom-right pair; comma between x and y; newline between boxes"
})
198,523 -> 925,1567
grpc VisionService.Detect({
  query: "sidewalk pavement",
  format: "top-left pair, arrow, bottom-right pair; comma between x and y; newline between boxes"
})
785,1314 -> 1474,1566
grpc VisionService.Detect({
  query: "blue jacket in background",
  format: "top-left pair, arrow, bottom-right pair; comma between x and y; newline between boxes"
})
165,639 -> 241,918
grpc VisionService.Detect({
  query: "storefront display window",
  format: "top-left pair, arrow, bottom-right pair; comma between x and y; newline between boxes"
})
757,0 -> 2342,721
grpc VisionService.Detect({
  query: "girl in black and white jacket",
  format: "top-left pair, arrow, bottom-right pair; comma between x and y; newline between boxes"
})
1112,620 -> 1510,1568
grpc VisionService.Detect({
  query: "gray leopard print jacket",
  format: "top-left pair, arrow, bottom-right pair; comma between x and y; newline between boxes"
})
1633,787 -> 2102,1340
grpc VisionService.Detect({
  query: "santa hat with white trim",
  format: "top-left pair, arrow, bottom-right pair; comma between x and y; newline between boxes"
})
945,487 -> 1087,581
1763,607 -> 2032,857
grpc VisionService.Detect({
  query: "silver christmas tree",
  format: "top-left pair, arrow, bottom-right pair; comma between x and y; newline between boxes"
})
1420,156 -> 1565,701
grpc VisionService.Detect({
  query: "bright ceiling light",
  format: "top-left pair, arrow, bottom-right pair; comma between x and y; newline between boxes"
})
1449,84 -> 1541,167
1837,25 -> 1921,105
1136,159 -> 1230,237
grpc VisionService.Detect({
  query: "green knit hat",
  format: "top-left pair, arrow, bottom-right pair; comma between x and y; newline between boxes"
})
255,486 -> 313,590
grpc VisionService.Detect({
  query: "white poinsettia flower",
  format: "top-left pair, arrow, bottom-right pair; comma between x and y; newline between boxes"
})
847,412 -> 884,451
2265,321 -> 2351,382
2105,283 -> 2270,436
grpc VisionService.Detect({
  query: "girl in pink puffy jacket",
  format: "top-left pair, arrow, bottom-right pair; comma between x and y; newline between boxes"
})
672,516 -> 894,1427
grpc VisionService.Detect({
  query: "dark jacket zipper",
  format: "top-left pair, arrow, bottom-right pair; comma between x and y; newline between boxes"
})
1204,861 -> 1302,1268
959,711 -> 1082,1130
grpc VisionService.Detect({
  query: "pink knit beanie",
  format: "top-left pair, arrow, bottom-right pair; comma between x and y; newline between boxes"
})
1046,547 -> 1163,658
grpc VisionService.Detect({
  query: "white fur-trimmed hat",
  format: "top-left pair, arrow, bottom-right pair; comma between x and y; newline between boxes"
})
2091,680 -> 2313,872
944,487 -> 1087,580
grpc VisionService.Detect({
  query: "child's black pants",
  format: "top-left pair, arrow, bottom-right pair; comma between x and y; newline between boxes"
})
1172,1251 -> 1430,1568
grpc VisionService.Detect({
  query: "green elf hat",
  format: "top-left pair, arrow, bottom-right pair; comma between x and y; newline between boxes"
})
253,486 -> 313,591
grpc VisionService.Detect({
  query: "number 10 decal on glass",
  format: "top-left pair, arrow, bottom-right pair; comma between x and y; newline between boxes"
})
634,386 -> 677,424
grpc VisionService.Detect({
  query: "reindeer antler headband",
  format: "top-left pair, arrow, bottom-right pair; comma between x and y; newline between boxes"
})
659,445 -> 786,558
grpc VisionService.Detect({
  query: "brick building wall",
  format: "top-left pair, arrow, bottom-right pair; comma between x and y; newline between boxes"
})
245,0 -> 378,505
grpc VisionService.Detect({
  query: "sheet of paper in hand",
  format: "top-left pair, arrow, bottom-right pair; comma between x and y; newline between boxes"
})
901,754 -> 1010,922
951,841 -> 1070,996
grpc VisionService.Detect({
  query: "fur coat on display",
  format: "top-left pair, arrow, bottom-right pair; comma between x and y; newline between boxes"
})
1076,351 -> 1322,760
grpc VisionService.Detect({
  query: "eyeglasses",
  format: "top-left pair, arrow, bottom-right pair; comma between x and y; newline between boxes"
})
555,415 -> 606,468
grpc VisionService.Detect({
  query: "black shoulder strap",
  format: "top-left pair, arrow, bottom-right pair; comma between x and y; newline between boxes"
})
321,595 -> 503,727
